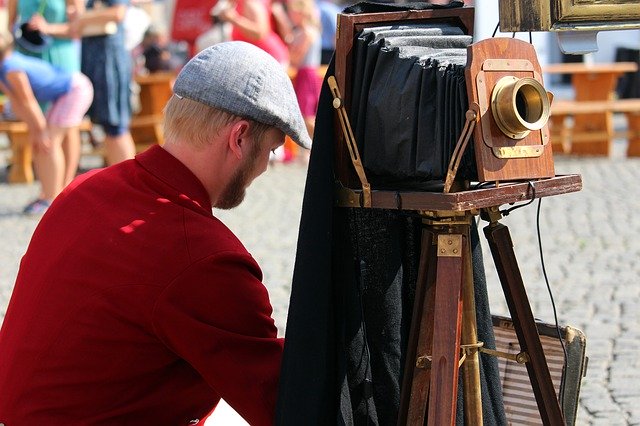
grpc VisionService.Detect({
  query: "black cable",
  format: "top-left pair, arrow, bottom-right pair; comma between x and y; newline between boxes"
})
500,181 -> 536,216
535,198 -> 568,410
529,31 -> 533,44
492,21 -> 500,38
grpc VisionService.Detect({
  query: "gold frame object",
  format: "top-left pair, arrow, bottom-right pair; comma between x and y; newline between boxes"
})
499,0 -> 640,32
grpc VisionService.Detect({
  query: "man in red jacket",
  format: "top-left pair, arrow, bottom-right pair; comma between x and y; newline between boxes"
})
0,41 -> 311,425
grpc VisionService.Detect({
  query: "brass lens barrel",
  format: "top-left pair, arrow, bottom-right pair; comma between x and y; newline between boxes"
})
490,76 -> 550,140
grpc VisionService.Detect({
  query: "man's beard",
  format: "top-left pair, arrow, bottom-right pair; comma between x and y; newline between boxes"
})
215,152 -> 256,210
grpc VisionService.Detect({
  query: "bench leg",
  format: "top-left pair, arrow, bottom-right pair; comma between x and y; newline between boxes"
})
8,132 -> 34,184
626,112 -> 640,157
569,111 -> 614,156
568,74 -> 615,156
549,114 -> 568,154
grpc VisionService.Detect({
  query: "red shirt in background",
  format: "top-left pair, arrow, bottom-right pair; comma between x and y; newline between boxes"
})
231,0 -> 290,66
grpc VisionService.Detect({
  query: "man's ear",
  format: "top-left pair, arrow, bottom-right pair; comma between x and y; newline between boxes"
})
227,120 -> 251,160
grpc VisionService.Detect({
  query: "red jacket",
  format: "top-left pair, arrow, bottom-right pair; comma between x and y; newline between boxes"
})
0,146 -> 283,425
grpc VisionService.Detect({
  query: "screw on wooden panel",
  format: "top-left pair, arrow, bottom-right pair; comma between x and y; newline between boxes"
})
437,234 -> 462,257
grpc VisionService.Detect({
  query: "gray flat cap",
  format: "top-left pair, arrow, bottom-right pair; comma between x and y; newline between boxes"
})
173,41 -> 311,149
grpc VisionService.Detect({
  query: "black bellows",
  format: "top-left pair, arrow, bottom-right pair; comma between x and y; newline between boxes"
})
349,23 -> 477,190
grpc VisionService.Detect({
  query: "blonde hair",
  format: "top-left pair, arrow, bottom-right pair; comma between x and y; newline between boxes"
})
288,0 -> 320,28
163,95 -> 272,150
0,32 -> 15,60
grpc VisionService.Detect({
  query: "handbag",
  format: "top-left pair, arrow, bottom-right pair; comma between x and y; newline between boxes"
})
13,0 -> 52,53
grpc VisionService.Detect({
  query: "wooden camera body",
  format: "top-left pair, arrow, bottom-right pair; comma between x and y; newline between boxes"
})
466,38 -> 555,182
333,5 -> 556,194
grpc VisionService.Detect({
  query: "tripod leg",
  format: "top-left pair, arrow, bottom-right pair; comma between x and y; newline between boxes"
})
460,224 -> 483,425
483,221 -> 565,425
426,233 -> 465,426
398,228 -> 437,425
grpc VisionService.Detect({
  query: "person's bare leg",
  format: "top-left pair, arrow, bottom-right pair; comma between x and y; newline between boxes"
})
62,127 -> 82,187
304,116 -> 315,139
104,131 -> 136,165
34,127 -> 66,201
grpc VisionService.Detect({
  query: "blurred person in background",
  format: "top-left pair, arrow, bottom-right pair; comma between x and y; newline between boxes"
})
317,0 -> 340,64
218,0 -> 290,68
195,3 -> 232,53
0,32 -> 93,214
6,0 -> 86,188
140,27 -> 173,73
73,0 -> 136,165
287,0 -> 321,140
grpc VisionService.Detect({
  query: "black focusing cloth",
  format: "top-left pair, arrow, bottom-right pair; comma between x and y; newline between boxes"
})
338,209 -> 422,425
276,3 -> 504,424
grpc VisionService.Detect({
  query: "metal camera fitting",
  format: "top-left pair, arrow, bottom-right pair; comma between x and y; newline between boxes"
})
490,76 -> 551,140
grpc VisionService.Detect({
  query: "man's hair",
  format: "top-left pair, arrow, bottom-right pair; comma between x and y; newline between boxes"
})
0,32 -> 14,59
163,95 -> 272,150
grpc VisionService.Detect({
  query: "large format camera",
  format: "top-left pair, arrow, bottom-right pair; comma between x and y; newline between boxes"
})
332,5 -> 556,201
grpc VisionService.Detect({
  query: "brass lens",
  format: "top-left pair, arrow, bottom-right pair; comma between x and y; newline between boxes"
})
490,76 -> 550,139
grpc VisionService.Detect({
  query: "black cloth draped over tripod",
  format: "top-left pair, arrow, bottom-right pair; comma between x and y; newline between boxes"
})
275,3 -> 507,425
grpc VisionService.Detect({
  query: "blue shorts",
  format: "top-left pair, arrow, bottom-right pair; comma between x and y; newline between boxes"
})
102,123 -> 129,137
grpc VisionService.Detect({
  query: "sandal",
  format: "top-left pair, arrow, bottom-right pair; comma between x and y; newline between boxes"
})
23,199 -> 52,215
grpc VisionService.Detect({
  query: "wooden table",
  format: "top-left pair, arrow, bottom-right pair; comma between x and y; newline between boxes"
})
544,62 -> 639,155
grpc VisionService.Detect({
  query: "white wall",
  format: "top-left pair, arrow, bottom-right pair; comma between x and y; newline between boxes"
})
592,30 -> 640,63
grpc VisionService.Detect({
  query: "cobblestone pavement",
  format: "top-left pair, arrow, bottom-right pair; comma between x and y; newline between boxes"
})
1,145 -> 639,425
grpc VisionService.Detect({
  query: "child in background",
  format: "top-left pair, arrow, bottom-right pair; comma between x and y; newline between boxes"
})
141,28 -> 173,73
0,32 -> 93,214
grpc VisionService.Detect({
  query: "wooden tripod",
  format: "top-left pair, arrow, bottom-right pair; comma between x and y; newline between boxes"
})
396,199 -> 569,425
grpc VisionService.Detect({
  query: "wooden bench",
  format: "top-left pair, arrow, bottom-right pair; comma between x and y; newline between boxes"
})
2,113 -> 165,184
0,118 -> 93,184
544,61 -> 639,156
550,98 -> 640,157
1,72 -> 174,184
